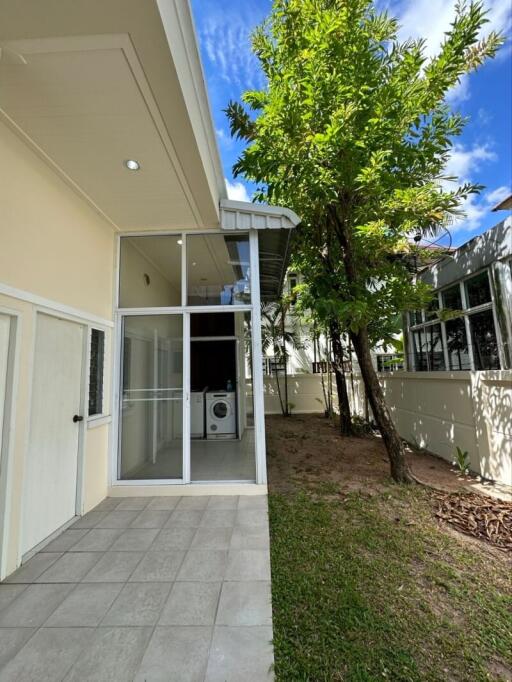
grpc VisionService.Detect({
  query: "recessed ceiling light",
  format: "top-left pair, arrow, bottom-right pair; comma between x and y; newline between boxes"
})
177,239 -> 183,245
124,159 -> 140,171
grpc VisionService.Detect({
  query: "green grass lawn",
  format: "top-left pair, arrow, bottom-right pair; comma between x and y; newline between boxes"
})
269,485 -> 512,681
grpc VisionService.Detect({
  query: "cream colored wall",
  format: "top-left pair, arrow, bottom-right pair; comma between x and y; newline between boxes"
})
119,239 -> 181,308
264,371 -> 512,487
0,120 -> 116,578
0,120 -> 116,320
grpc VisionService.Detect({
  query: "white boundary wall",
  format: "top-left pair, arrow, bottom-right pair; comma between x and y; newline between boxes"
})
264,371 -> 512,486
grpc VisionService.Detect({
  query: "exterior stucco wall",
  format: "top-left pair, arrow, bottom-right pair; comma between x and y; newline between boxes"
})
264,371 -> 512,487
0,120 -> 116,319
0,121 -> 116,578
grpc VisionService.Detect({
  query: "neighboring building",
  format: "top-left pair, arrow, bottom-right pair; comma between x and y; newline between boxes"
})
404,218 -> 512,372
0,1 -> 298,580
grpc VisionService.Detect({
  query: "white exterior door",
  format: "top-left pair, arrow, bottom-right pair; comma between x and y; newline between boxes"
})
22,314 -> 84,555
0,314 -> 11,462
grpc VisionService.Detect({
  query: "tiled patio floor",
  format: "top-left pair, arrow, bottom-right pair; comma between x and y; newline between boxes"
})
0,495 -> 274,681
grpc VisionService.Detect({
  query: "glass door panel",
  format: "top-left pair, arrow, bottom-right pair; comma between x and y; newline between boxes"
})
190,311 -> 256,482
119,315 -> 183,480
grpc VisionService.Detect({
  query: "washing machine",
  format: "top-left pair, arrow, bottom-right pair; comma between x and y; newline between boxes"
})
206,391 -> 237,439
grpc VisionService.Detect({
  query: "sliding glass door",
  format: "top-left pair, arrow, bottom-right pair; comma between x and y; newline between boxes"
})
119,314 -> 183,481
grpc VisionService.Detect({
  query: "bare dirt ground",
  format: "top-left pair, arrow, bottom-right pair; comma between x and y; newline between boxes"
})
266,413 -> 508,498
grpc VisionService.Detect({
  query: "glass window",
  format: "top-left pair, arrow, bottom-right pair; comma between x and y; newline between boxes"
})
187,234 -> 250,306
88,329 -> 105,416
469,309 -> 500,370
445,318 -> 470,370
465,271 -> 491,308
441,285 -> 462,313
424,324 -> 445,370
119,236 -> 182,308
409,311 -> 423,326
425,297 -> 439,321
412,330 -> 427,371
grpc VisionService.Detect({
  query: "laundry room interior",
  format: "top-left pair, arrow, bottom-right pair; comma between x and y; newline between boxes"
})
119,309 -> 256,483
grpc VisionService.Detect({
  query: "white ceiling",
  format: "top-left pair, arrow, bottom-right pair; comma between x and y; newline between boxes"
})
0,42 -> 203,230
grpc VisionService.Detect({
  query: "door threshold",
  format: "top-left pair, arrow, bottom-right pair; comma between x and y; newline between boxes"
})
108,482 -> 268,497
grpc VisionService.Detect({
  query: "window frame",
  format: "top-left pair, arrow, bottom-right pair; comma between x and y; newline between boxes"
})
88,327 -> 106,419
407,267 -> 503,371
117,230 -> 253,313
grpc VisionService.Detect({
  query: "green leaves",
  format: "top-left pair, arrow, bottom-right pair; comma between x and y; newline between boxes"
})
225,0 -> 503,336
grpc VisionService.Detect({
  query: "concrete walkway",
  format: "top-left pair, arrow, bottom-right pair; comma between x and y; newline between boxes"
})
0,495 -> 274,681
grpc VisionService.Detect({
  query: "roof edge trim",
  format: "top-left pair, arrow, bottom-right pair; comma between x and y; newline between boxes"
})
220,199 -> 300,231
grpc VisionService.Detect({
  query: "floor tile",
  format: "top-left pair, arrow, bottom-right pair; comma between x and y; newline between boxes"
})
205,626 -> 274,681
66,626 -> 152,682
216,581 -> 272,626
92,498 -> 121,512
200,510 -> 236,528
235,509 -> 268,527
4,553 -> 62,583
95,510 -> 140,528
225,550 -> 271,581
45,583 -> 123,626
0,628 -> 36,669
176,496 -> 210,510
176,550 -> 228,582
70,511 -> 107,529
82,552 -> 144,582
207,496 -> 239,510
116,497 -> 151,511
159,582 -> 221,626
134,626 -> 212,682
230,525 -> 270,550
129,551 -> 185,582
41,529 -> 89,552
0,627 -> 94,682
165,509 -> 205,528
147,497 -> 181,510
110,528 -> 159,551
0,585 -> 27,612
130,510 -> 171,529
69,528 -> 122,552
238,495 -> 268,510
0,584 -> 74,627
151,526 -> 196,551
102,582 -> 171,626
35,552 -> 101,583
191,527 -> 232,550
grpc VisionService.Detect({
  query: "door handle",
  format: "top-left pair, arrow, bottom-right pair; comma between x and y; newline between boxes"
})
73,415 -> 84,423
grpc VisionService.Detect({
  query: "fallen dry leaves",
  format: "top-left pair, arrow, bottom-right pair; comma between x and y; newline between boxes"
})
434,492 -> 512,551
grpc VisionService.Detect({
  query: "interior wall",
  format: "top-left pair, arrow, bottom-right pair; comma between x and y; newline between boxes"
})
119,239 -> 181,308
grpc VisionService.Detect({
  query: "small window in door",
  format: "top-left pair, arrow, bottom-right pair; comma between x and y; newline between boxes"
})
89,329 -> 105,416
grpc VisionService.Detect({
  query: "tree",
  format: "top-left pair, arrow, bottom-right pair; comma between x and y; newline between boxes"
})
260,300 -> 302,416
226,0 -> 502,482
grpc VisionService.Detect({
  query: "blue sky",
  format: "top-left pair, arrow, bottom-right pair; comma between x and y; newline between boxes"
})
191,0 -> 511,247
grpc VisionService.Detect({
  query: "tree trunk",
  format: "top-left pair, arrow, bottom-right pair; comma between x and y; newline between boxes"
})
331,206 -> 413,483
329,320 -> 353,437
281,308 -> 289,416
350,326 -> 414,483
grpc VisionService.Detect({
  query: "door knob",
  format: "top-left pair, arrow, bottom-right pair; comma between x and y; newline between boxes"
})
73,415 -> 84,423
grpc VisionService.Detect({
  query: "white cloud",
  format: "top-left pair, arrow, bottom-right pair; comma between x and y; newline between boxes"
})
225,178 -> 251,202
485,185 -> 510,206
216,127 -> 234,150
444,143 -> 496,181
442,143 -> 500,234
198,9 -> 266,92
